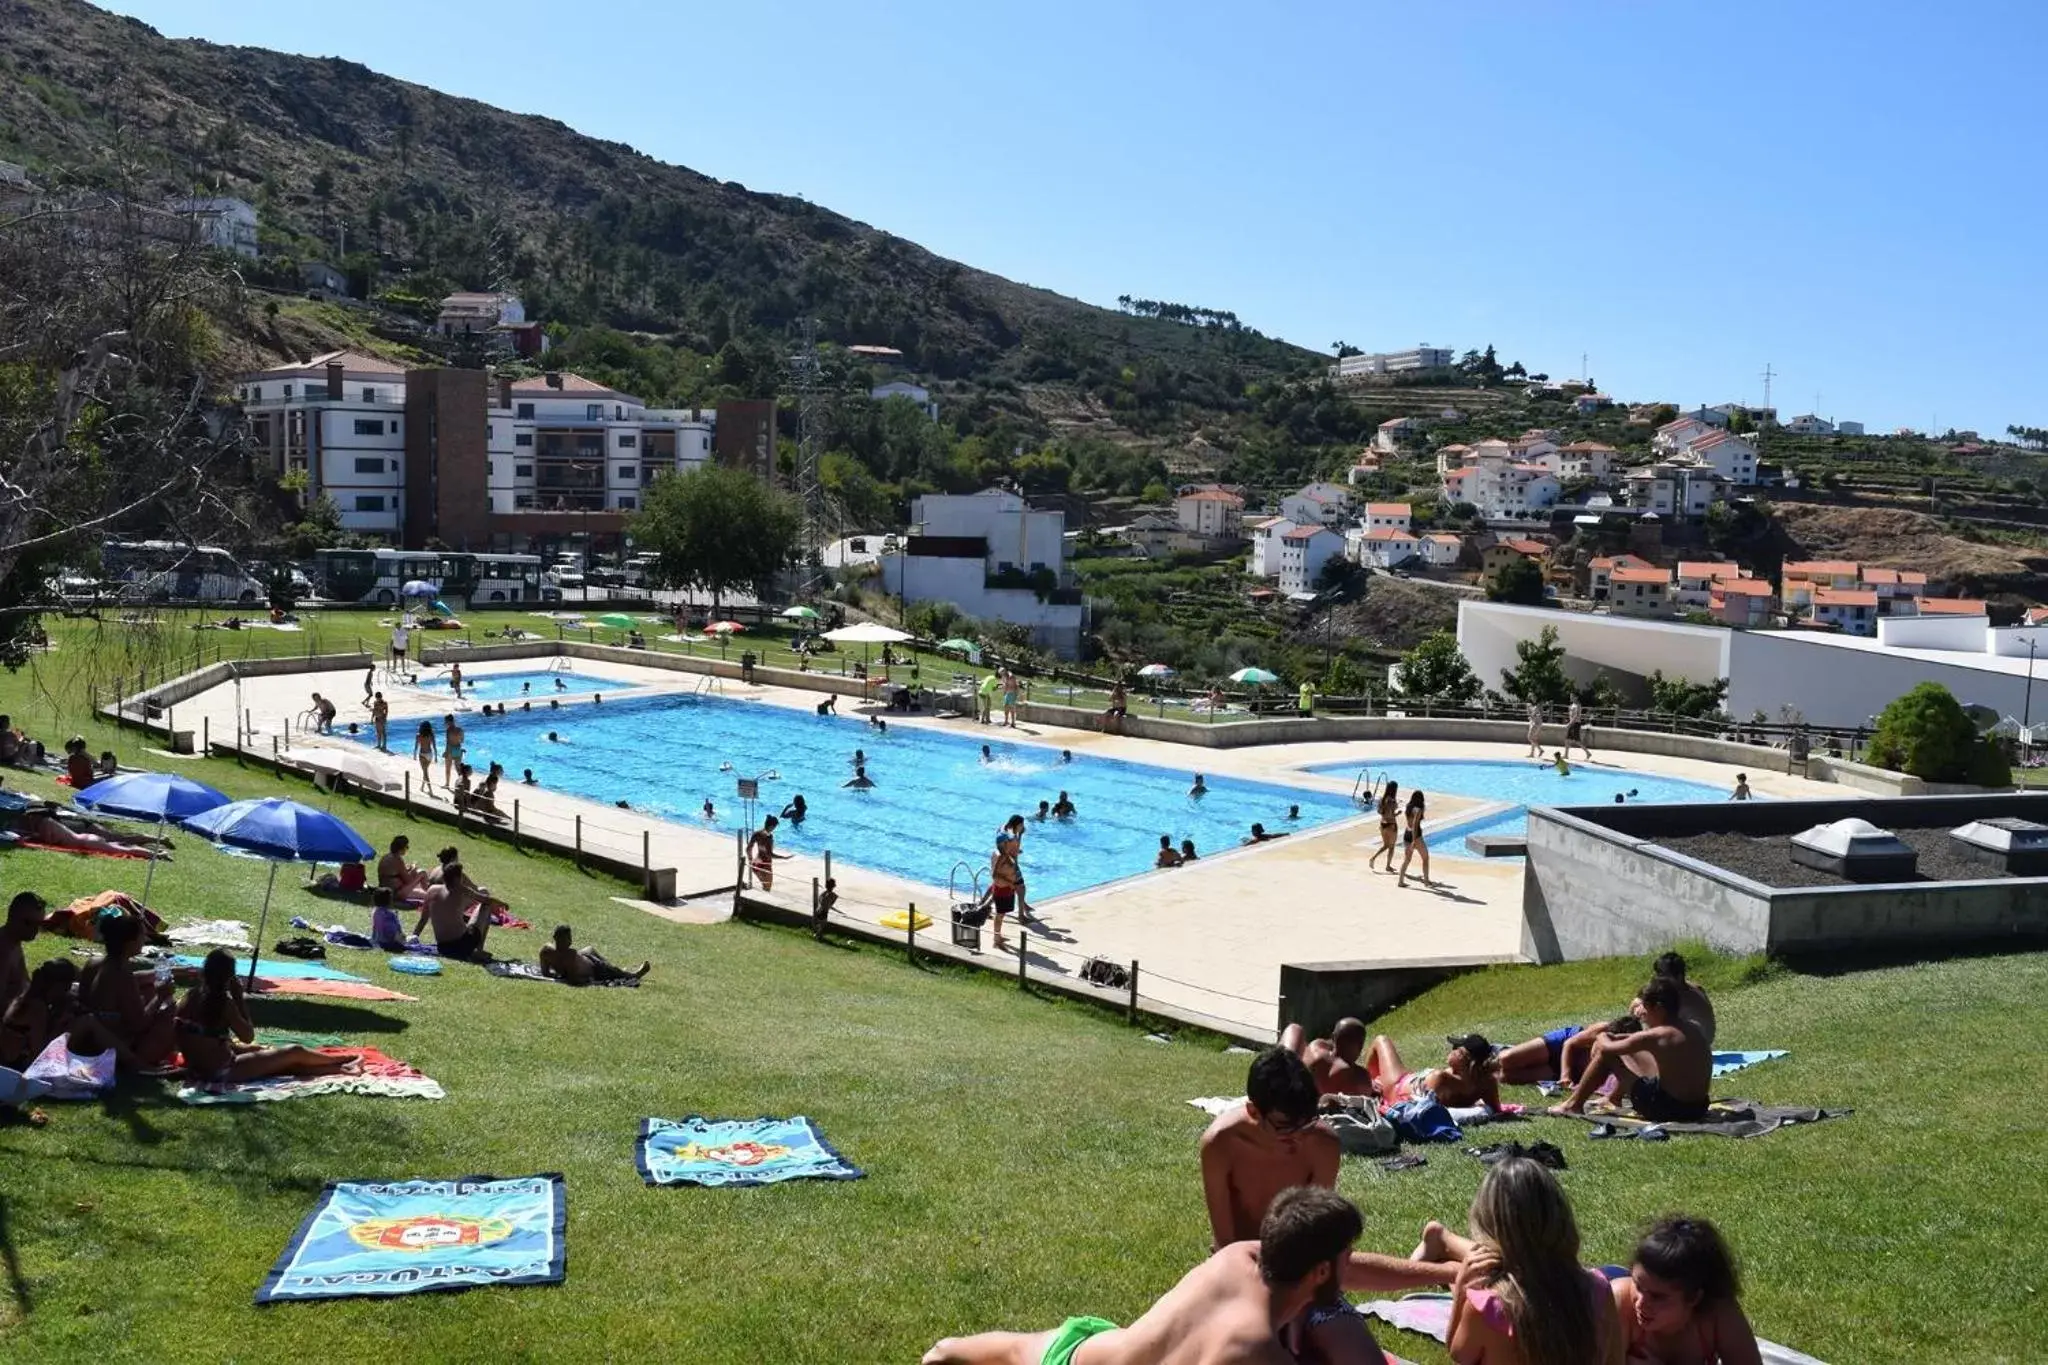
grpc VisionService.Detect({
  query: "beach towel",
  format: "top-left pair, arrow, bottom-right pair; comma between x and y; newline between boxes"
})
178,1047 -> 445,1105
255,1174 -> 565,1304
636,1116 -> 862,1187
22,1034 -> 116,1099
42,891 -> 164,939
0,1066 -> 54,1107
167,918 -> 254,951
172,955 -> 369,983
1189,1095 -> 1240,1117
1361,1293 -> 1830,1364
18,839 -> 148,859
483,960 -> 639,988
255,1030 -> 347,1048
1713,1049 -> 1788,1077
489,907 -> 532,930
1557,1098 -> 1849,1140
246,977 -> 418,1002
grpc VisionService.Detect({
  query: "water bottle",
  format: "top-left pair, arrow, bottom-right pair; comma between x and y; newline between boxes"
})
154,956 -> 173,990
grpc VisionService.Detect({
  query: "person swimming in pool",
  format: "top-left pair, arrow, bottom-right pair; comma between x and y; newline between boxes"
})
1243,823 -> 1288,844
844,765 -> 875,789
546,731 -> 561,742
781,794 -> 807,825
1552,751 -> 1571,776
1032,800 -> 1051,821
1190,774 -> 1208,798
1180,838 -> 1198,862
702,799 -> 716,820
555,677 -> 568,691
1060,749 -> 1073,764
980,744 -> 994,764
1051,791 -> 1076,819
522,769 -> 537,786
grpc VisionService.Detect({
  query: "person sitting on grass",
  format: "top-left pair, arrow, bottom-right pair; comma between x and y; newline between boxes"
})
415,861 -> 494,961
538,925 -> 650,986
1280,1016 -> 1374,1098
79,912 -> 177,1070
0,714 -> 44,768
1414,1157 -> 1625,1365
176,949 -> 361,1084
63,736 -> 96,789
97,751 -> 118,780
1610,1216 -> 1764,1365
924,1186 -> 1387,1365
1547,976 -> 1710,1122
369,889 -> 406,951
1652,951 -> 1717,1046
378,835 -> 429,902
0,891 -> 45,1015
1155,835 -> 1182,869
1496,1013 -> 1642,1088
1365,1032 -> 1502,1110
2,959 -> 75,1073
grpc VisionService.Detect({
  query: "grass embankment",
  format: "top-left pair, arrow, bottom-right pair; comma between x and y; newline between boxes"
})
0,617 -> 2042,1362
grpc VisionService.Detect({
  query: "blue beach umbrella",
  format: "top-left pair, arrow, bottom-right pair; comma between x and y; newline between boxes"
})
182,798 -> 376,985
401,580 -> 438,599
73,770 -> 231,906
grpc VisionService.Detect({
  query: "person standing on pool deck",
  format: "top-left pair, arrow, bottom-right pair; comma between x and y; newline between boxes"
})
1525,702 -> 1543,757
442,713 -> 465,791
371,692 -> 389,752
976,672 -> 999,725
1001,670 -> 1021,727
1397,790 -> 1431,888
412,720 -> 437,793
1567,699 -> 1593,760
389,620 -> 410,678
450,662 -> 464,700
748,815 -> 792,892
1366,782 -> 1401,873
987,821 -> 1024,943
363,667 -> 375,705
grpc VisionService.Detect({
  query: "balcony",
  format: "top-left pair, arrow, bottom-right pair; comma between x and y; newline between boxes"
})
535,466 -> 606,492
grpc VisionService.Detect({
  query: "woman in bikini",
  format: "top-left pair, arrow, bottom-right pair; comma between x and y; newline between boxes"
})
1421,1157 -> 1624,1365
1367,781 -> 1401,872
1610,1217 -> 1763,1365
1366,1032 -> 1502,1110
412,720 -> 438,794
747,815 -> 791,892
1397,788 -> 1432,888
81,913 -> 178,1070
175,950 -> 360,1084
441,714 -> 465,791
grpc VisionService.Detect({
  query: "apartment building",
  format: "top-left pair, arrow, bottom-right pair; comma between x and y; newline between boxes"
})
1352,527 -> 1419,570
1708,577 -> 1775,627
1276,523 -> 1346,595
1685,430 -> 1758,485
1329,346 -> 1454,379
1624,461 -> 1725,518
1363,502 -> 1413,533
1175,487 -> 1245,539
1673,560 -> 1751,609
1280,482 -> 1354,528
1609,564 -> 1675,618
239,352 -> 412,534
1587,553 -> 1654,601
1779,560 -> 1863,609
878,489 -> 1086,657
1442,441 -> 1561,520
1809,588 -> 1879,636
487,372 -> 713,518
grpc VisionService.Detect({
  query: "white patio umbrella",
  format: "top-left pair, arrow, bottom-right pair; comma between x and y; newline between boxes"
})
823,620 -> 915,675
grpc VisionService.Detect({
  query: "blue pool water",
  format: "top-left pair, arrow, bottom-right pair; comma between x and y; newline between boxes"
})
419,671 -> 639,702
387,693 -> 1358,897
1306,757 -> 1735,846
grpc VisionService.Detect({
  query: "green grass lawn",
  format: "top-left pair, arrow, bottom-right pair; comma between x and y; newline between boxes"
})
0,617 -> 2044,1362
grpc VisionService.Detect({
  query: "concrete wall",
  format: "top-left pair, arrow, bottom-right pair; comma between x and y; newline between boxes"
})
1769,880 -> 2048,953
1278,955 -> 1520,1037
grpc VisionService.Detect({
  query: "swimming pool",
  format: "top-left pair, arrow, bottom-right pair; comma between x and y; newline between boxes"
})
384,693 -> 1358,897
418,670 -> 640,702
1306,757 -> 1735,846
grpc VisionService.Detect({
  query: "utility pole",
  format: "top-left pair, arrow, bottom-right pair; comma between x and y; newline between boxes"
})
787,318 -> 829,593
1758,361 -> 1776,465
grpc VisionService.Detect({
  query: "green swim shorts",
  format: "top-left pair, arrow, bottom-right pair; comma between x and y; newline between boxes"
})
1041,1316 -> 1118,1365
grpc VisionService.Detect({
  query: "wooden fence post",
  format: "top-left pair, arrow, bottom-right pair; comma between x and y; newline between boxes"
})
1018,931 -> 1028,989
512,800 -> 521,850
1128,959 -> 1140,1024
905,901 -> 917,964
575,815 -> 583,869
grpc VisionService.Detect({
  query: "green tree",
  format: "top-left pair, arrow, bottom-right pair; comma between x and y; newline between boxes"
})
1486,555 -> 1546,605
1394,630 -> 1480,704
1647,671 -> 1729,719
1497,625 -> 1575,708
1867,681 -> 2006,783
631,466 -> 800,612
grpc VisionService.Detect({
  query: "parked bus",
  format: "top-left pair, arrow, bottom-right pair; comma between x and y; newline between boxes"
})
313,548 -> 547,607
99,541 -> 265,604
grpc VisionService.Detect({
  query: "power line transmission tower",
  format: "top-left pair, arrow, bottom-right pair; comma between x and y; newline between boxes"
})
788,318 -> 829,589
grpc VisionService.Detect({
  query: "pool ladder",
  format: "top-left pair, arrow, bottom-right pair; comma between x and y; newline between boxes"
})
1351,767 -> 1387,806
694,674 -> 725,697
947,860 -> 986,920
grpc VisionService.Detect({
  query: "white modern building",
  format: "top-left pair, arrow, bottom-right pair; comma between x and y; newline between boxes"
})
1653,416 -> 1717,455
871,380 -> 939,420
1351,527 -> 1419,569
1459,600 -> 2048,729
1330,346 -> 1454,379
1275,523 -> 1346,595
1420,532 -> 1463,567
1685,430 -> 1758,485
1443,442 -> 1561,520
239,351 -> 411,532
1362,502 -> 1413,534
1281,482 -> 1354,528
1176,487 -> 1245,539
879,489 -> 1087,657
168,197 -> 259,256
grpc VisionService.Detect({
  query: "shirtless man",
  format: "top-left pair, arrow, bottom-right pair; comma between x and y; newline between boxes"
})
538,925 -> 649,985
418,862 -> 492,961
1549,975 -> 1711,1122
0,891 -> 44,1014
925,1186 -> 1385,1365
1364,1033 -> 1502,1111
1496,1012 -> 1640,1087
1279,1017 -> 1373,1098
1653,951 -> 1717,1046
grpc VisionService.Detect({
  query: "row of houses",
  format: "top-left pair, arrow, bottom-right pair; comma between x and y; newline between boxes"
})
1582,553 -> 1981,635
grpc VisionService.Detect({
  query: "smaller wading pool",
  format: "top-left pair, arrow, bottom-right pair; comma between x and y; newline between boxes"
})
418,670 -> 641,702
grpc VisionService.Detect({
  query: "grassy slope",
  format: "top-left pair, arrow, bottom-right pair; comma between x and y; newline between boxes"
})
0,617 -> 2043,1362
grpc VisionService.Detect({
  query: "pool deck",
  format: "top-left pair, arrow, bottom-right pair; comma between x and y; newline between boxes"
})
169,656 -> 1844,1039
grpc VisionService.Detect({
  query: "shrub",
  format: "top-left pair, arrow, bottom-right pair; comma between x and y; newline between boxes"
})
1867,682 -> 1978,781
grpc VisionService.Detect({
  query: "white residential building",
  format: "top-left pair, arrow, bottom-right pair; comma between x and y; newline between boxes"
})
1673,560 -> 1751,609
1276,523 -> 1346,595
1685,430 -> 1758,485
1442,441 -> 1561,520
489,373 -> 712,516
1175,487 -> 1245,539
1539,441 -> 1618,484
238,351 -> 411,533
1653,416 -> 1715,455
1247,517 -> 1290,578
1280,481 -> 1354,528
871,380 -> 938,420
1352,527 -> 1419,569
437,292 -> 525,336
1419,532 -> 1463,567
1623,461 -> 1725,519
167,197 -> 259,257
1362,502 -> 1413,533
1329,346 -> 1454,379
1784,414 -> 1834,435
1373,416 -> 1423,453
878,489 -> 1087,657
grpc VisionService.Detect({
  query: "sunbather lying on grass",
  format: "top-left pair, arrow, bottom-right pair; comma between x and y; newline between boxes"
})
175,950 -> 360,1084
538,926 -> 649,986
1611,1215 -> 1763,1365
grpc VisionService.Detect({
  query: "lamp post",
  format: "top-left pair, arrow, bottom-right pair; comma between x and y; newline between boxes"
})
719,763 -> 780,832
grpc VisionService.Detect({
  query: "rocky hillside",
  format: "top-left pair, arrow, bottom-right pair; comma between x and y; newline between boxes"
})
0,0 -> 1319,399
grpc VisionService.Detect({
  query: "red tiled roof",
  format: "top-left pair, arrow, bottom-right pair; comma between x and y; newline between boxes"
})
1559,441 -> 1617,452
1282,526 -> 1331,543
1713,579 -> 1774,597
1611,566 -> 1673,585
1897,571 -> 1928,585
1499,538 -> 1549,555
1590,554 -> 1649,571
1677,561 -> 1745,580
1370,529 -> 1417,542
1917,597 -> 1986,616
1365,503 -> 1411,516
1814,589 -> 1878,607
1860,567 -> 1900,585
509,372 -> 624,396
1179,490 -> 1243,504
1784,560 -> 1860,577
1425,533 -> 1461,544
1447,466 -> 1477,479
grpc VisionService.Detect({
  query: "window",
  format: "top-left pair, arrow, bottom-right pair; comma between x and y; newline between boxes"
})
586,404 -> 603,421
354,495 -> 386,512
617,466 -> 635,481
283,383 -> 293,399
361,387 -> 376,403
615,496 -> 636,511
515,433 -> 533,447
617,434 -> 637,449
353,419 -> 385,436
515,464 -> 533,478
517,403 -> 535,419
353,457 -> 384,474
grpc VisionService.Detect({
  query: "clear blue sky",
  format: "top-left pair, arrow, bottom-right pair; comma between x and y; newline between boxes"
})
105,0 -> 2045,434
